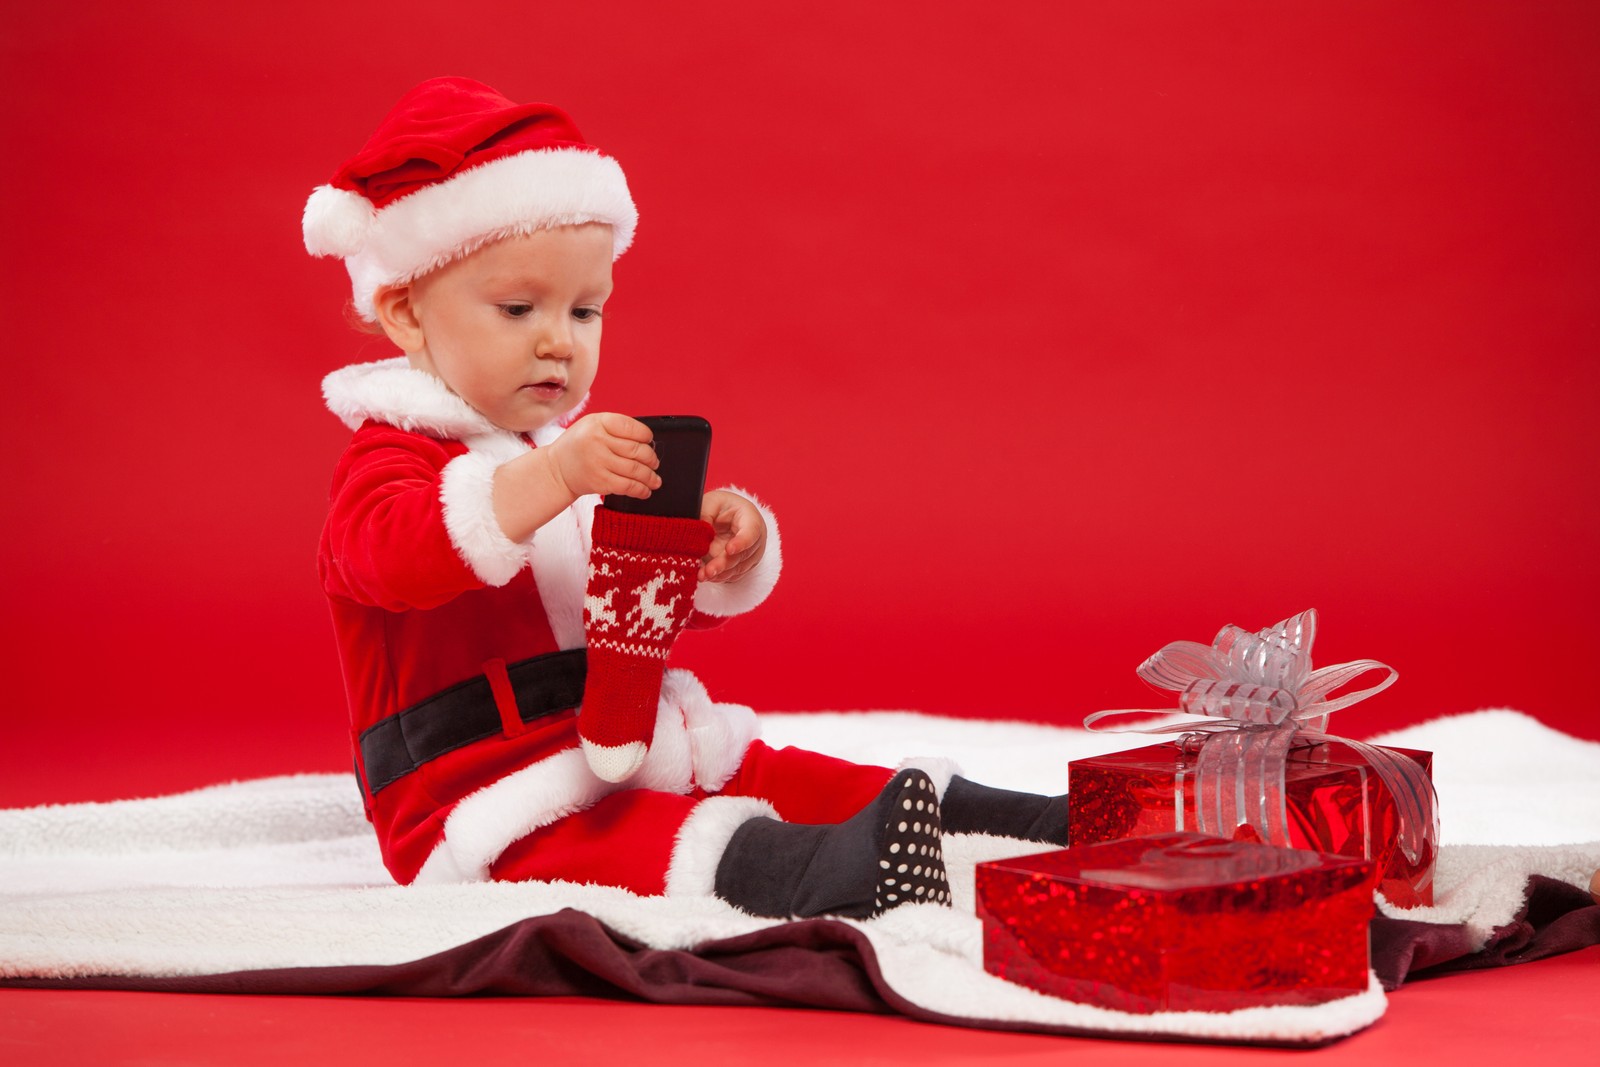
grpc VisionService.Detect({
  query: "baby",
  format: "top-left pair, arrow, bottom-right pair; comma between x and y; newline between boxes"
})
307,77 -> 1068,918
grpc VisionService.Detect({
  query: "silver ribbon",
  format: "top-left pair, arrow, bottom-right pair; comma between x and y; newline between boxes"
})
1084,610 -> 1437,873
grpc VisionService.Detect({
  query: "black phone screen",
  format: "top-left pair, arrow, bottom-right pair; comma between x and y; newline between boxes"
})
602,415 -> 712,519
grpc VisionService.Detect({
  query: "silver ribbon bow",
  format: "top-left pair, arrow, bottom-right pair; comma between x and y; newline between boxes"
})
1084,609 -> 1437,870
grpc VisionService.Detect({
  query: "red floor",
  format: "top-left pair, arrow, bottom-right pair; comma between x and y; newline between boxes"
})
2,945 -> 1594,1066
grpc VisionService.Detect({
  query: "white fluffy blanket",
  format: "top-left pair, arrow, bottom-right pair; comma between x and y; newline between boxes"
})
3,709 -> 1597,1045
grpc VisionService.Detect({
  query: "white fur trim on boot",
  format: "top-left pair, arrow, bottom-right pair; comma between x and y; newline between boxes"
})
663,795 -> 781,898
896,756 -> 962,800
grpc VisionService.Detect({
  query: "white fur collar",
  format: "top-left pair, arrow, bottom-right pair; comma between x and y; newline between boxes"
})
323,356 -> 587,444
322,356 -> 500,439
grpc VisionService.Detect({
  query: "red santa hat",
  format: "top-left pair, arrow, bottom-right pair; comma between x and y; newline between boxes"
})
303,77 -> 637,321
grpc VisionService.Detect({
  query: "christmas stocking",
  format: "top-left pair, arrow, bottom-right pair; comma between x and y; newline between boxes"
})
579,506 -> 715,782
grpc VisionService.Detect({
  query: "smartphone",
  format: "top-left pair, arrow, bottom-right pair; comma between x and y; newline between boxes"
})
603,415 -> 712,519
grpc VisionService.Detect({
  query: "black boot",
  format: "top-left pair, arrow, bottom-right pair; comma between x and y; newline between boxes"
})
939,776 -> 1071,845
713,769 -> 951,918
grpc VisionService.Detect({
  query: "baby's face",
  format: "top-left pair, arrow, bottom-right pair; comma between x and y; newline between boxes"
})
401,223 -> 614,433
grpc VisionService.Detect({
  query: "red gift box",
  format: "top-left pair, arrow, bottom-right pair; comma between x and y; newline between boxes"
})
1069,740 -> 1436,907
976,833 -> 1375,1014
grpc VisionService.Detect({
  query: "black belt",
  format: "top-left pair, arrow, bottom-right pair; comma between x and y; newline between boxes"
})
358,649 -> 587,797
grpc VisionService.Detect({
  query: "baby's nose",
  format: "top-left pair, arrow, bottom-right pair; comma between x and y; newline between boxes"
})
537,322 -> 574,358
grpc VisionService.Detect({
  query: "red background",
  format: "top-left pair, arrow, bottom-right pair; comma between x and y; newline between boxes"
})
4,1 -> 1597,809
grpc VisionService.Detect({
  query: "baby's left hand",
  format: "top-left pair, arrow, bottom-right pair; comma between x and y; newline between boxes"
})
699,490 -> 766,583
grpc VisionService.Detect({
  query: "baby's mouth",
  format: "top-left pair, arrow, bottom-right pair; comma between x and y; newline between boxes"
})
524,380 -> 566,399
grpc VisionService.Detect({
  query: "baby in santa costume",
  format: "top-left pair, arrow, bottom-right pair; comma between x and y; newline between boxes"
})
306,77 -> 1068,918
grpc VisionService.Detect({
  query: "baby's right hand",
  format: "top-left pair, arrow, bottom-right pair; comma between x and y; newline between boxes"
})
546,413 -> 661,501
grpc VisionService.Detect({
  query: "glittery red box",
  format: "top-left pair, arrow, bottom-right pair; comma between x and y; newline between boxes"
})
976,833 -> 1374,1013
1068,740 -> 1435,907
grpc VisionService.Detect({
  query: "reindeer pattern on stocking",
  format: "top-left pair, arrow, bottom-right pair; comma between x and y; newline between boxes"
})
583,549 -> 697,661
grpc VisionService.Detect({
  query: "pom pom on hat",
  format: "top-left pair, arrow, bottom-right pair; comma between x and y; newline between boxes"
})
302,185 -> 377,257
304,77 -> 637,320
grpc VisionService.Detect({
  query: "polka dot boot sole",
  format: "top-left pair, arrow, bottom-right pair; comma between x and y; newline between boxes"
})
873,770 -> 949,914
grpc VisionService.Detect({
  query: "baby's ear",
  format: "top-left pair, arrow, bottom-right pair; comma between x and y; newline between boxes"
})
371,284 -> 424,352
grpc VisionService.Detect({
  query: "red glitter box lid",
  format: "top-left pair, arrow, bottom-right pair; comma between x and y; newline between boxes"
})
976,833 -> 1375,1013
985,831 -> 1372,894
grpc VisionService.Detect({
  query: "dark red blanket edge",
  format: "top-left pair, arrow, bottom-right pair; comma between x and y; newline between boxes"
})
6,876 -> 1595,1047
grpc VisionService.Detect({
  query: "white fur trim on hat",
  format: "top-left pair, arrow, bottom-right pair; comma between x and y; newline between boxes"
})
692,488 -> 782,618
664,795 -> 781,898
306,147 -> 637,321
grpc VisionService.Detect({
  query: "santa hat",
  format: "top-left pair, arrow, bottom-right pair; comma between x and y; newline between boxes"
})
303,77 -> 637,321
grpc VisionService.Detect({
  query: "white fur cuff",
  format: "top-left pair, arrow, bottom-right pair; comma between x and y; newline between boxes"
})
693,488 -> 782,617
440,451 -> 533,587
664,795 -> 780,898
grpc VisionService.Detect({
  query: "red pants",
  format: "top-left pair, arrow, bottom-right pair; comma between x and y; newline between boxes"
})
488,741 -> 893,894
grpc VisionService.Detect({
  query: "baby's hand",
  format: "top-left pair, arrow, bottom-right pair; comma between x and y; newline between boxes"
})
548,413 -> 661,501
699,490 -> 766,583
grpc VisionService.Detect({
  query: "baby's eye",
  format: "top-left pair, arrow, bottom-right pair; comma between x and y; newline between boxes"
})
572,307 -> 604,323
499,303 -> 533,318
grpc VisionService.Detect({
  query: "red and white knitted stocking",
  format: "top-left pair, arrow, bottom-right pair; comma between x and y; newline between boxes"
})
579,506 -> 715,782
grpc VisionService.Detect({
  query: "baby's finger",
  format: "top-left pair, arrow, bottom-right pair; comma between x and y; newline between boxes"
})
721,528 -> 751,556
718,558 -> 753,583
704,536 -> 733,575
710,502 -> 745,536
602,461 -> 659,498
617,437 -> 659,469
599,412 -> 656,444
709,542 -> 759,583
611,479 -> 653,500
726,540 -> 757,571
618,460 -> 662,492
